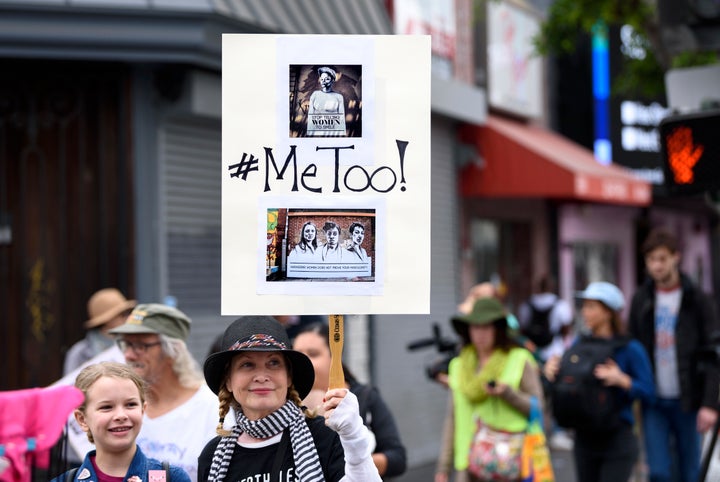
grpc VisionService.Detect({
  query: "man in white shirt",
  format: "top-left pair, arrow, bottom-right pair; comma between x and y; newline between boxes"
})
629,228 -> 719,482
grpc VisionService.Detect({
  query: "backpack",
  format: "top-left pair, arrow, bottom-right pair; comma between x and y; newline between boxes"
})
550,335 -> 630,432
523,301 -> 555,348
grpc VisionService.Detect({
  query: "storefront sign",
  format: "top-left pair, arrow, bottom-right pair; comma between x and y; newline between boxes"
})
486,1 -> 543,119
608,25 -> 670,185
393,0 -> 456,78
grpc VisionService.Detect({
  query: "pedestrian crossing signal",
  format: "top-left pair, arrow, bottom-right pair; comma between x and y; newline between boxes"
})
660,109 -> 720,195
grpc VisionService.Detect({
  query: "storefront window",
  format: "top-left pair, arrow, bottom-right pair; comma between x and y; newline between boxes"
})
469,219 -> 531,310
470,220 -> 499,282
572,242 -> 618,290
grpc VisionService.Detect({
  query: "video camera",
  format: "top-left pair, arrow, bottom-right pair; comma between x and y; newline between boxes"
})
406,323 -> 459,381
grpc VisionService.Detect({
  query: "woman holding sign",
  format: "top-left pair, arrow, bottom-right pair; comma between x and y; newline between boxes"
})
198,316 -> 381,482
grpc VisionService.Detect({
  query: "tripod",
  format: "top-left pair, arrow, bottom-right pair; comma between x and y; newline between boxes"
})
698,407 -> 720,482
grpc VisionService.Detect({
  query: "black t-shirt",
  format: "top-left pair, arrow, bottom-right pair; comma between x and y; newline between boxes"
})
197,416 -> 345,481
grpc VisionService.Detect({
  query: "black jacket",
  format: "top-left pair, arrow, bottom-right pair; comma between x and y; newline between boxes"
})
350,379 -> 407,478
629,273 -> 720,411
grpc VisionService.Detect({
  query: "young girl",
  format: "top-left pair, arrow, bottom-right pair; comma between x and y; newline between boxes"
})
51,361 -> 191,482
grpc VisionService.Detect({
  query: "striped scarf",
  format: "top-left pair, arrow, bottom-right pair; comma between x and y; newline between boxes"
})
208,400 -> 325,482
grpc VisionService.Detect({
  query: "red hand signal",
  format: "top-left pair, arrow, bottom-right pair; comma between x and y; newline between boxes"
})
666,126 -> 704,184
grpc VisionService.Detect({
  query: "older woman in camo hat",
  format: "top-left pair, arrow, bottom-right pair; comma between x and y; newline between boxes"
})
198,316 -> 381,482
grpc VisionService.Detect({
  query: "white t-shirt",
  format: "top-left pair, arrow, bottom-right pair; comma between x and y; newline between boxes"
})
136,383 -> 220,482
654,287 -> 682,398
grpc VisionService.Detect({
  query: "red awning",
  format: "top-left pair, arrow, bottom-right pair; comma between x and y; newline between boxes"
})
458,115 -> 652,206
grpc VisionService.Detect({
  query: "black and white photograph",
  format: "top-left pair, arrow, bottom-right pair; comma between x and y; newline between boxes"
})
289,64 -> 363,138
266,208 -> 375,282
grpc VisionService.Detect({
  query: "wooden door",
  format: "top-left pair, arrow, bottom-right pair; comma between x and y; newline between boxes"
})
0,60 -> 134,390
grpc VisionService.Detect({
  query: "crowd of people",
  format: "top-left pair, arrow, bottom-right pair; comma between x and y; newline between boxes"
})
434,227 -> 719,482
47,291 -> 405,481
31,226 -> 719,482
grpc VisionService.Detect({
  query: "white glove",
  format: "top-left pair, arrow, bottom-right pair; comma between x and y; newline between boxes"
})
325,389 -> 381,482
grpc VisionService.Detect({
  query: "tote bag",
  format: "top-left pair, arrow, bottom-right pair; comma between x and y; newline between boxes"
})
521,397 -> 555,482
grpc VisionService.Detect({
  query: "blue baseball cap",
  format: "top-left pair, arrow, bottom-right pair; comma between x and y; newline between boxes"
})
576,281 -> 625,311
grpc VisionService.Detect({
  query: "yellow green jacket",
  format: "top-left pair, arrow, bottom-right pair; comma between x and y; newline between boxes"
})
448,347 -> 536,470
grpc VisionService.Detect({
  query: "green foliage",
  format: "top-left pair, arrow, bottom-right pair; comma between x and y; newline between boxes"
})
533,0 -> 719,97
534,0 -> 653,56
613,48 -> 666,99
479,0 -> 718,98
672,51 -> 719,69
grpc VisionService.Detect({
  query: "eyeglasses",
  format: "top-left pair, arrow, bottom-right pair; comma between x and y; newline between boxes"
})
116,339 -> 162,354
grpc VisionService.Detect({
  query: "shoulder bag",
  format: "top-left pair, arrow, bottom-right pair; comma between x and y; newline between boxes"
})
467,420 -> 524,481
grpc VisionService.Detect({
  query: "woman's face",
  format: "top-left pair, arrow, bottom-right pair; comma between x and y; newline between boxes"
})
75,376 -> 144,454
319,72 -> 334,90
226,351 -> 290,420
325,227 -> 339,247
351,226 -> 364,246
469,324 -> 496,354
293,331 -> 330,392
581,299 -> 611,333
303,224 -> 316,243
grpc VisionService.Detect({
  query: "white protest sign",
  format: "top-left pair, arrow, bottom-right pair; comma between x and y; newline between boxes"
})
222,35 -> 431,315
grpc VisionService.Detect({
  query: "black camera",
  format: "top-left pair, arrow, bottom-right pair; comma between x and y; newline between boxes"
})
407,323 -> 459,381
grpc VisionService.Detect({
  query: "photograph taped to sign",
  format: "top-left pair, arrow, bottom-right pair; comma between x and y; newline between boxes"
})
276,37 -> 375,167
259,197 -> 384,296
289,64 -> 362,139
222,34 -> 431,315
282,209 -> 374,279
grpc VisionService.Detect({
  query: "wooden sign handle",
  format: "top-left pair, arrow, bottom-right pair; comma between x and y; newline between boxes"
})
328,314 -> 345,389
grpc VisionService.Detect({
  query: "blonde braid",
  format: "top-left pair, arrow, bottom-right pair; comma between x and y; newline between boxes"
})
288,386 -> 313,418
216,385 -> 234,436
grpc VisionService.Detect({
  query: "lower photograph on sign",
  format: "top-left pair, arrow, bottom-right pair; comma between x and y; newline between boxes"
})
266,207 -> 376,284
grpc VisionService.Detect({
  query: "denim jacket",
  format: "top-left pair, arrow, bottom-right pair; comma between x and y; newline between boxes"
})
51,445 -> 191,482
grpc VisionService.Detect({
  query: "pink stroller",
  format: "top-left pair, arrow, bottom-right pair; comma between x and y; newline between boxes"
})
0,385 -> 83,482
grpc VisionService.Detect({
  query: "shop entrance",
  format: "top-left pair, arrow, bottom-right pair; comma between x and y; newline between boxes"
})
468,219 -> 532,312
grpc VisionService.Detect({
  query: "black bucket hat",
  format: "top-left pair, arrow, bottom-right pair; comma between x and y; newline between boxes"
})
203,316 -> 315,400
